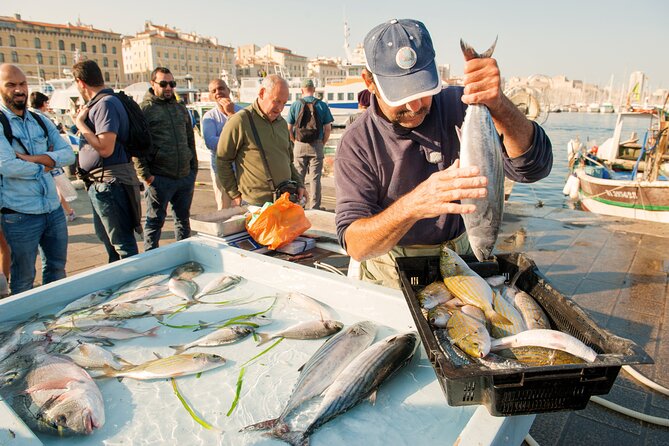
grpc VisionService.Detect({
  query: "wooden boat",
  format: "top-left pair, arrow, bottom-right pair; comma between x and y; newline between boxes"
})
565,104 -> 669,223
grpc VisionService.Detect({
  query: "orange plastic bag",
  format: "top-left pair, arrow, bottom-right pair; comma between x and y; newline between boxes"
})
245,193 -> 312,250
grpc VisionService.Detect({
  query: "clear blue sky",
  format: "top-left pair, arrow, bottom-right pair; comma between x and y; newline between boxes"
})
7,1 -> 669,90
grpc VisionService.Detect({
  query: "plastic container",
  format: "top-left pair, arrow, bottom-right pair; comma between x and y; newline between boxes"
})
396,253 -> 653,416
52,168 -> 78,202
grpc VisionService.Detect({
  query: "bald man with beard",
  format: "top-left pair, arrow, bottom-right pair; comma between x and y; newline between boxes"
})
0,64 -> 75,294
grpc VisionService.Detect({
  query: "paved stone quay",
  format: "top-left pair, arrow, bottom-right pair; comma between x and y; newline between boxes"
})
30,170 -> 669,445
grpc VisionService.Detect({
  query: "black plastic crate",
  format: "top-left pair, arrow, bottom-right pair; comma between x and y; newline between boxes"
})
396,253 -> 653,416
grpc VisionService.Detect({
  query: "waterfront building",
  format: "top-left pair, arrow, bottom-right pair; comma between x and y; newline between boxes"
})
123,21 -> 235,91
0,13 -> 124,87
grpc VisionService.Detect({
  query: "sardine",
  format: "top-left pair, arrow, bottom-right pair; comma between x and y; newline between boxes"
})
257,320 -> 344,346
77,325 -> 159,341
104,284 -> 170,306
170,261 -> 205,280
12,353 -> 104,435
417,281 -> 452,309
458,38 -> 504,261
101,302 -> 154,319
270,332 -> 418,446
54,290 -> 113,317
447,310 -> 491,358
514,291 -> 551,330
196,274 -> 243,298
490,329 -> 598,362
112,274 -> 169,296
63,342 -> 130,370
170,325 -> 254,354
101,352 -> 225,380
243,321 -> 377,433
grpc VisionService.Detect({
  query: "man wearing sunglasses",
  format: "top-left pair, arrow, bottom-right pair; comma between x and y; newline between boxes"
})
135,67 -> 197,250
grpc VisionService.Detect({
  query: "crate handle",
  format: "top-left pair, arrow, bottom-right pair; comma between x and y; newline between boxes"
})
502,370 -> 610,386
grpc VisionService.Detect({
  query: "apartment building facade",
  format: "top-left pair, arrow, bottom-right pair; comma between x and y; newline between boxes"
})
0,14 -> 124,86
123,21 -> 235,91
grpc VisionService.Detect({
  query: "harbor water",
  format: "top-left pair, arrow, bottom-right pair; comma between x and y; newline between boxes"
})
510,112 -> 618,208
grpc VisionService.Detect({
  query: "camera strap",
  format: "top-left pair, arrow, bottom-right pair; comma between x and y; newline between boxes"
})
243,109 -> 277,192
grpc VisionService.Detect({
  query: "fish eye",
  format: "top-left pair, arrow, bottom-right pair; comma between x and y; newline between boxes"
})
57,414 -> 67,424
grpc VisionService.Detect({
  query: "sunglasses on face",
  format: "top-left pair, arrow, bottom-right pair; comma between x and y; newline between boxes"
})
154,80 -> 176,88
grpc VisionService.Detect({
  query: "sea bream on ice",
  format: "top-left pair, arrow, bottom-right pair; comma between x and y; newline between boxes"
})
457,38 -> 505,261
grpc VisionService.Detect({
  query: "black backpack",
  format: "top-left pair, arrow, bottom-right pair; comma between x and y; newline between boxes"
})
0,110 -> 49,152
88,90 -> 153,158
294,98 -> 322,143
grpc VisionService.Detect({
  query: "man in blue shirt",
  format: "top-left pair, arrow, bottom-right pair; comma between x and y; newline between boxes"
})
73,60 -> 141,263
0,64 -> 75,294
287,79 -> 334,210
201,79 -> 242,210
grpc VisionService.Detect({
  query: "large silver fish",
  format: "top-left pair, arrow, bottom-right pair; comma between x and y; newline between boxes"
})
11,352 -> 105,436
257,319 -> 343,346
458,38 -> 504,261
243,321 -> 377,432
100,352 -> 226,380
270,332 -> 419,446
169,325 -> 254,354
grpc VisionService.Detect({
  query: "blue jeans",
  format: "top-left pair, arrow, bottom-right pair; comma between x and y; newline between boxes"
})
1,208 -> 68,295
88,181 -> 139,263
143,172 -> 195,251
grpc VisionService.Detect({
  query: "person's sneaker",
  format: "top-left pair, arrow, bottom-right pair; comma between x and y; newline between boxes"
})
67,210 -> 77,222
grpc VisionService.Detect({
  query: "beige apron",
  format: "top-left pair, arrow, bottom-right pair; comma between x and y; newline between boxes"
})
359,232 -> 473,289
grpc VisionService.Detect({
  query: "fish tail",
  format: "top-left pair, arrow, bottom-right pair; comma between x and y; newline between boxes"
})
239,418 -> 279,432
487,309 -> 512,325
100,365 -> 119,378
169,345 -> 186,354
266,423 -> 308,446
460,37 -> 498,61
256,332 -> 272,346
144,327 -> 160,337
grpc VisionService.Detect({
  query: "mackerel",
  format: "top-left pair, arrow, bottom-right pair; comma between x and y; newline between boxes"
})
458,38 -> 504,261
257,319 -> 343,346
169,261 -> 205,280
271,332 -> 419,446
243,321 -> 377,432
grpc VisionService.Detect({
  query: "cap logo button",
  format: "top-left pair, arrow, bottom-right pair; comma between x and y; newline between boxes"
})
396,47 -> 417,69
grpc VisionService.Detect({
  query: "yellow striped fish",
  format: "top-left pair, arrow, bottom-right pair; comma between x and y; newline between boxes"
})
443,275 -> 511,325
447,310 -> 491,358
491,289 -> 527,338
417,281 -> 452,309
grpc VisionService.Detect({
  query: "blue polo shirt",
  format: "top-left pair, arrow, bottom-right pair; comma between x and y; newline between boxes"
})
287,96 -> 334,141
78,89 -> 130,172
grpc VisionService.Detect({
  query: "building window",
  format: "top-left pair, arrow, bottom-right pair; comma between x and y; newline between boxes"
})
113,60 -> 118,68
39,69 -> 45,78
71,43 -> 76,51
59,40 -> 65,50
11,51 -> 18,63
10,35 -> 16,47
92,45 -> 97,53
103,57 -> 108,67
104,72 -> 110,82
37,53 -> 43,64
47,41 -> 51,50
60,54 -> 67,65
327,93 -> 334,101
81,42 -> 87,52
112,47 -> 117,54
347,93 -> 354,101
0,54 -> 4,63
49,56 -> 54,65
34,37 -> 41,49
101,44 -> 107,53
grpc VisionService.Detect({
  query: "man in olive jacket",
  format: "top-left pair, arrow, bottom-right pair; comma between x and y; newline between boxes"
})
136,67 -> 197,250
216,74 -> 305,206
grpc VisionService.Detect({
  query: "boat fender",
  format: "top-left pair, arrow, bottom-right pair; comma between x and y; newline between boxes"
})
568,175 -> 580,199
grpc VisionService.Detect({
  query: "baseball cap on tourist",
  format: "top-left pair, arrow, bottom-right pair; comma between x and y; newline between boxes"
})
363,19 -> 441,106
301,78 -> 315,88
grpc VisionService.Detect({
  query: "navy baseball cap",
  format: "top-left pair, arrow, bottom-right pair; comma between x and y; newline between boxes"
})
364,19 -> 441,106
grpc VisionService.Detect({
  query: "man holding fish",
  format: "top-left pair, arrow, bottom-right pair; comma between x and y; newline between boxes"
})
335,19 -> 553,288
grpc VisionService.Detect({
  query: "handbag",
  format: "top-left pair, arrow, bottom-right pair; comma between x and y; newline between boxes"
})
243,109 -> 299,203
